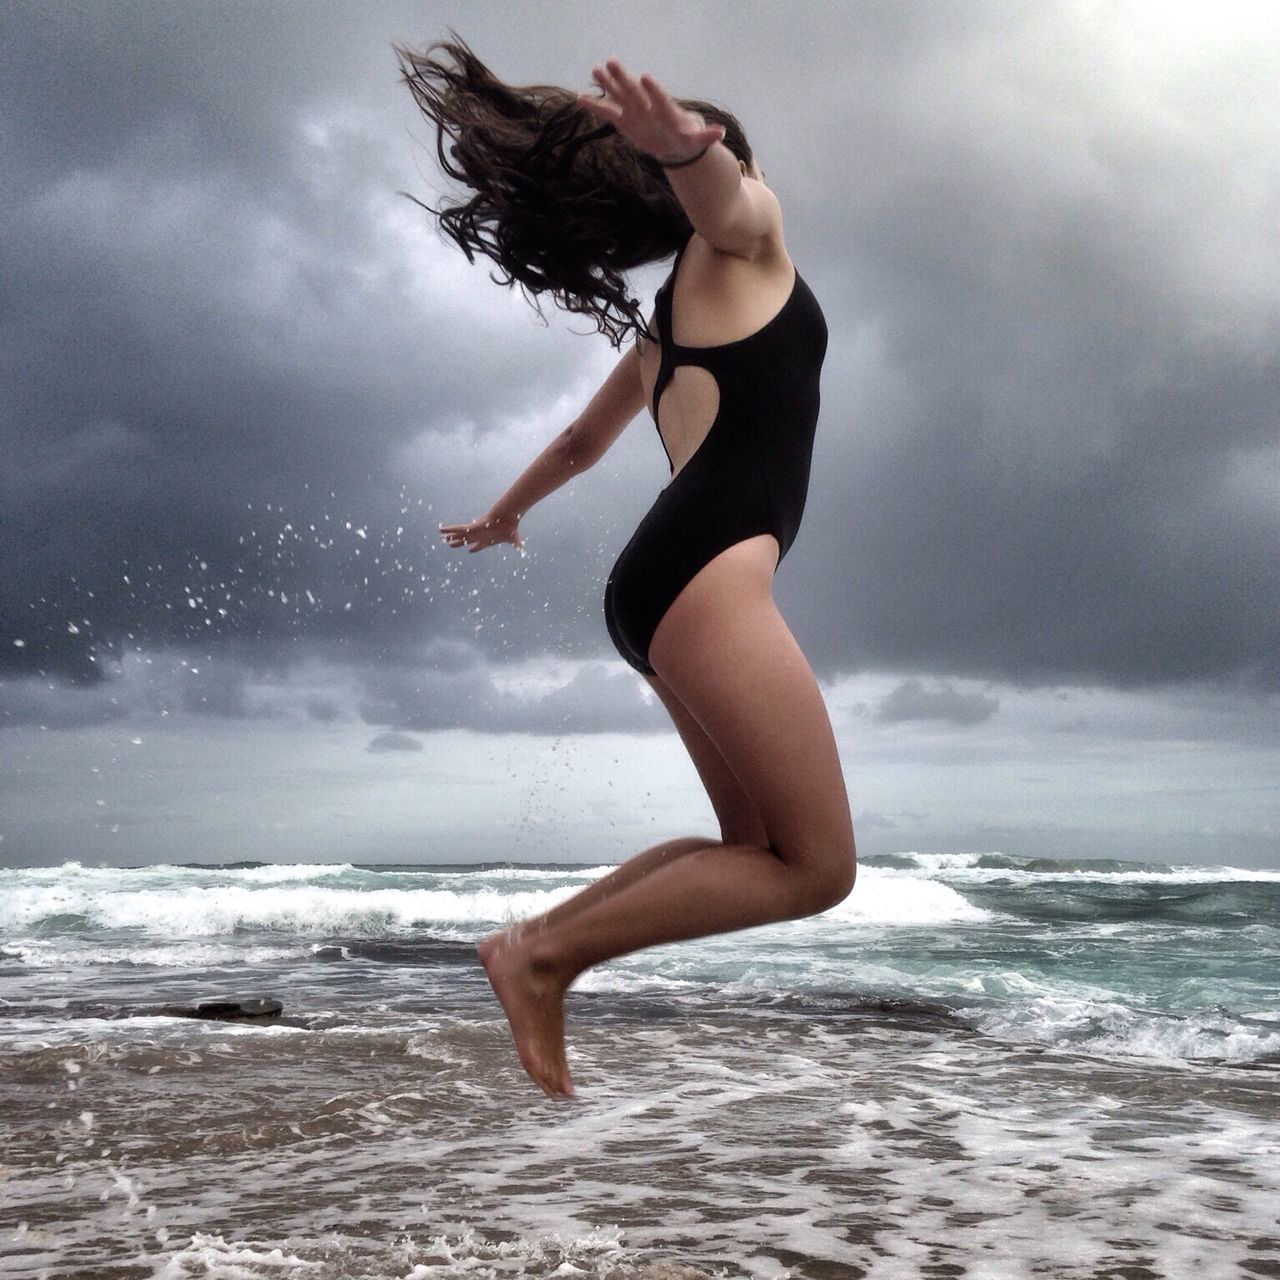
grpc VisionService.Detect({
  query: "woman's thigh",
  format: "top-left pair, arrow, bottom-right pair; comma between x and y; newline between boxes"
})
644,671 -> 770,849
648,535 -> 855,884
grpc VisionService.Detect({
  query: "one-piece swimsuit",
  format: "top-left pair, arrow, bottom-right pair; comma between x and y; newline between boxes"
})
603,234 -> 829,675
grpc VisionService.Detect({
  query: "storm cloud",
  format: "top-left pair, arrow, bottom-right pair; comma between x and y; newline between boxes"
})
874,679 -> 1000,727
1,1 -> 1277,869
3,0 -> 1277,712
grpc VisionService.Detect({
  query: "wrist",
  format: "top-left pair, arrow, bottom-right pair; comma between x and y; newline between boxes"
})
658,141 -> 713,169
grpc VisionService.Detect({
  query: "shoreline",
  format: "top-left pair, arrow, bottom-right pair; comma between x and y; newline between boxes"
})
3,1008 -> 1278,1279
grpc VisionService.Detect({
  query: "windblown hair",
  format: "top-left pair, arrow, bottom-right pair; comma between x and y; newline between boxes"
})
394,31 -> 754,348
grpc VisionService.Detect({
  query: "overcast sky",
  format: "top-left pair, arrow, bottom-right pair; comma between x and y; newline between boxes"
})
2,0 -> 1277,869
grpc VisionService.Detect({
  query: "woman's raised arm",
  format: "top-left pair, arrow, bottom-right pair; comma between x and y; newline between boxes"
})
577,57 -> 781,259
438,343 -> 646,553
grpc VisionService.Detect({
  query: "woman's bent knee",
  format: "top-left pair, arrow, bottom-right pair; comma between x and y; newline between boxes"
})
778,846 -> 857,918
804,864 -> 857,915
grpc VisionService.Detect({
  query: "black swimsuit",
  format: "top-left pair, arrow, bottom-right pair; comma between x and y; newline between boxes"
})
604,235 -> 828,675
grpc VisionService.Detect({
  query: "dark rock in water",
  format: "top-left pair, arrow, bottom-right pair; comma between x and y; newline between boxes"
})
344,938 -> 480,967
157,997 -> 283,1023
312,945 -> 347,961
199,998 -> 283,1020
174,860 -> 269,871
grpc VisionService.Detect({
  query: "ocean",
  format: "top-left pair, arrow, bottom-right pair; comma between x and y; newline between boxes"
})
1,854 -> 1278,1279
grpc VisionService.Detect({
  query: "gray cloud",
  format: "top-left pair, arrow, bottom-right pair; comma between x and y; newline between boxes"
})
0,676 -> 127,731
1,0 -> 1276,709
358,647 -> 663,734
853,809 -> 898,832
875,679 -> 1000,727
0,638 -> 663,736
367,731 -> 423,752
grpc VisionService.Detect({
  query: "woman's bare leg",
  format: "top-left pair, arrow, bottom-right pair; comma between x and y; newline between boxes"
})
483,659 -> 771,946
479,838 -> 820,1096
481,537 -> 856,1097
484,836 -> 716,948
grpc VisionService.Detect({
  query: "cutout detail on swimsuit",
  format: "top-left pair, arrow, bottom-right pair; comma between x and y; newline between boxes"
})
656,364 -> 721,484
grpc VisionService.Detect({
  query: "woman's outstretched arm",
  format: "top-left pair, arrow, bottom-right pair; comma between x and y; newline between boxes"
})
439,342 -> 645,552
577,58 -> 781,259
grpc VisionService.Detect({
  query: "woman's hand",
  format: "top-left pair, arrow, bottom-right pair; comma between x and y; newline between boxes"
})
438,510 -> 524,553
576,57 -> 724,166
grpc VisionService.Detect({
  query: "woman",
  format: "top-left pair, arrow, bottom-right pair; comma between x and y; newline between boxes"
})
399,37 -> 856,1097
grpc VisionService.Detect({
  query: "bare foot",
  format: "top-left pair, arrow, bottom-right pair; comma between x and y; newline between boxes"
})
477,928 -> 575,1098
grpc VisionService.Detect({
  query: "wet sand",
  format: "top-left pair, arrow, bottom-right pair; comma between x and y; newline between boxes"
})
3,1000 -> 1279,1279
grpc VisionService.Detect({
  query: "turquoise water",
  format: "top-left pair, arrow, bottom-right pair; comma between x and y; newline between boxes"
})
3,852 -> 1277,1063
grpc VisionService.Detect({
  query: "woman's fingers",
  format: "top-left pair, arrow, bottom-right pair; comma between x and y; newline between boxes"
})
602,57 -> 650,111
439,522 -> 478,547
586,57 -> 651,121
638,71 -> 675,115
593,58 -> 626,98
584,76 -> 625,119
582,57 -> 715,164
589,64 -> 619,106
438,519 -> 521,553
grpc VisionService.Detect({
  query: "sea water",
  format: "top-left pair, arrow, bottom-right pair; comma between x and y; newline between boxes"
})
2,854 -> 1278,1278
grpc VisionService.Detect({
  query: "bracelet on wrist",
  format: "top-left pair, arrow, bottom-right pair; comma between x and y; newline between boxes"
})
659,142 -> 713,170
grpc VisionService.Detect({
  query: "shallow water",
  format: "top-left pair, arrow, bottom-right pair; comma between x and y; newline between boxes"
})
4,1010 -> 1279,1278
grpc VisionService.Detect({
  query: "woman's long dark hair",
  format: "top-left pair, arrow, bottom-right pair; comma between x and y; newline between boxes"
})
394,32 -> 754,348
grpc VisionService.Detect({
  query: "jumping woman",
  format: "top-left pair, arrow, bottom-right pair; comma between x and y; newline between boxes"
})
399,37 -> 856,1097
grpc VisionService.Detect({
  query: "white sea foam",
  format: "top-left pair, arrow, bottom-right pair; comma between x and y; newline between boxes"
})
902,851 -> 1280,883
438,864 -> 616,882
142,1224 -> 635,1280
148,1234 -> 324,1277
899,850 -> 987,870
0,864 -> 988,939
6,940 -> 305,969
821,866 -> 994,924
0,883 -> 579,937
226,862 -> 360,883
571,968 -> 703,996
966,992 -> 1280,1063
